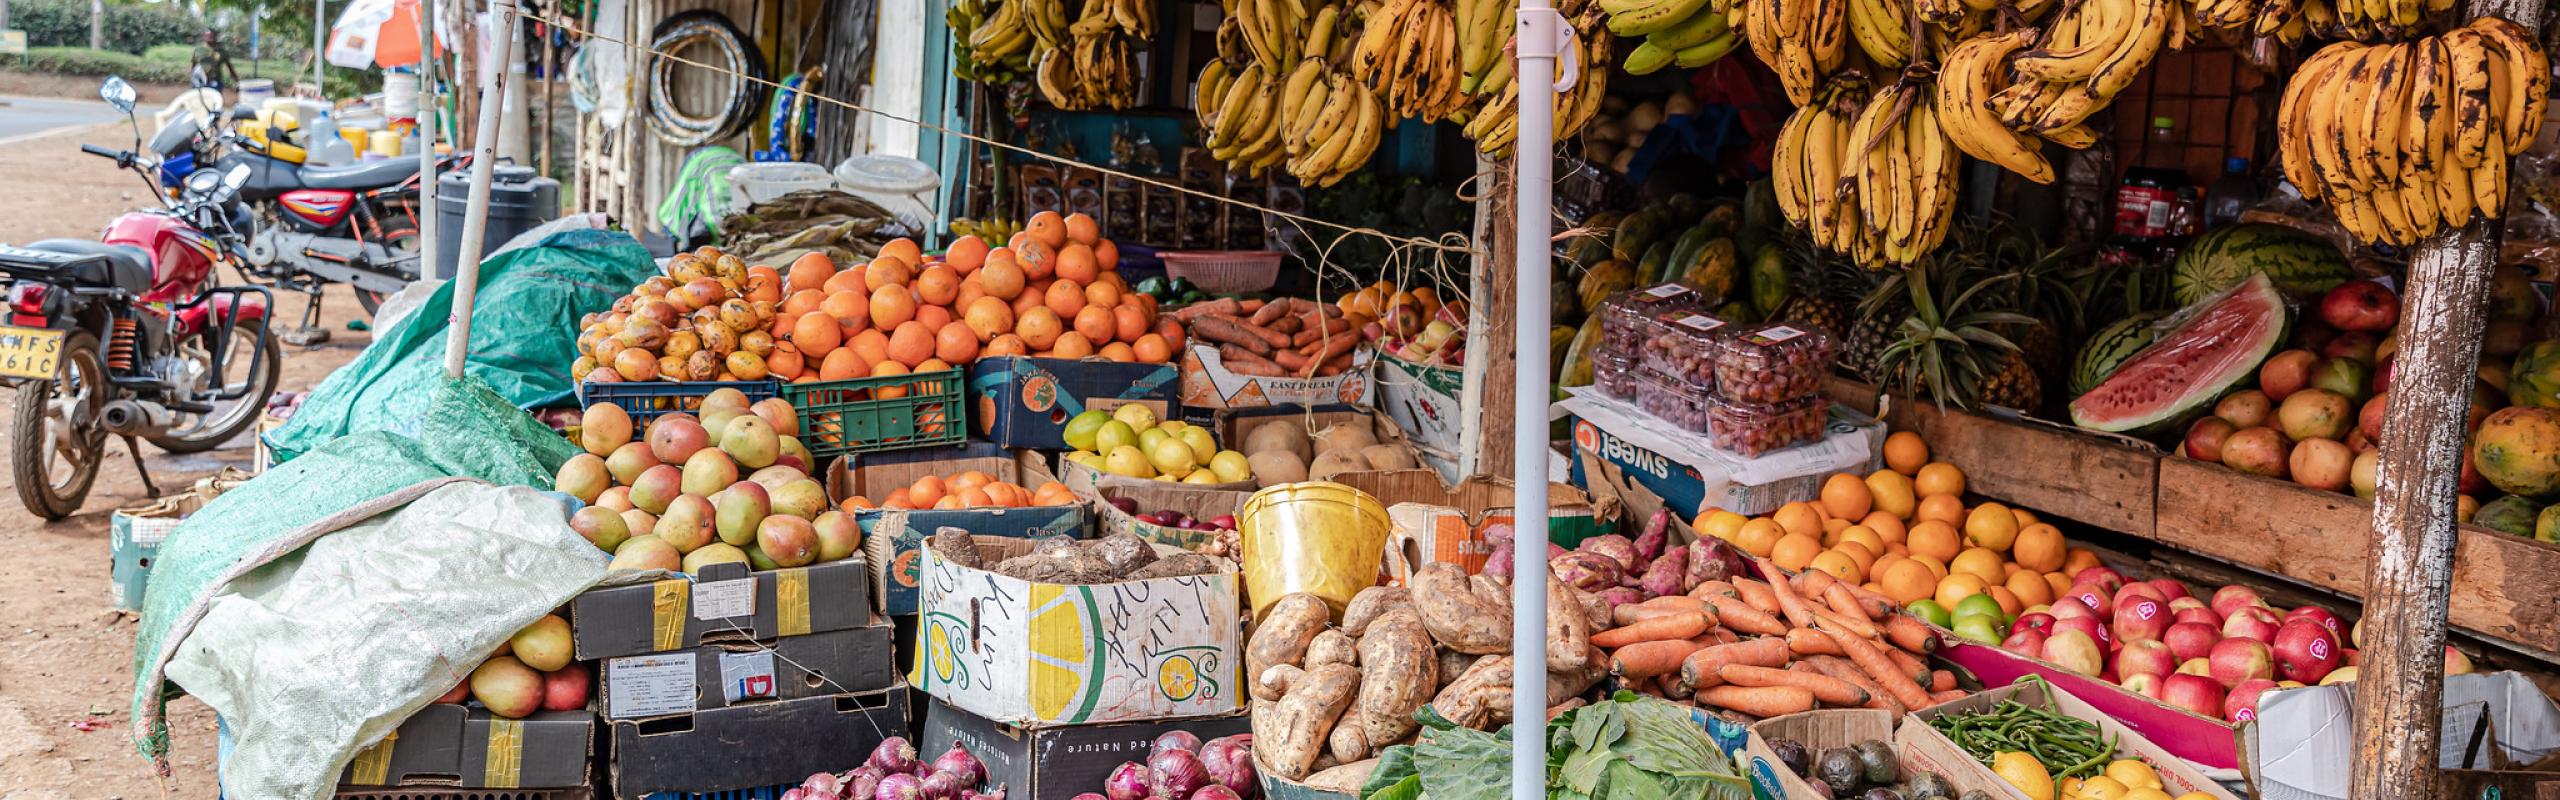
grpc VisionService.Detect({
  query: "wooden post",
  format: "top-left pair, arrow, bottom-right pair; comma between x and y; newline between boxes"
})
1476,159 -> 1520,479
2352,1 -> 2538,792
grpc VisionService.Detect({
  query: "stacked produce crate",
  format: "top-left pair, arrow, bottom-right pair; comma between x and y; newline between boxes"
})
337,613 -> 600,798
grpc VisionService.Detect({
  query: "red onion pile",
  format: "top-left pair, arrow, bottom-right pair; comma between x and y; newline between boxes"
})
786,738 -> 1003,800
1093,732 -> 1256,800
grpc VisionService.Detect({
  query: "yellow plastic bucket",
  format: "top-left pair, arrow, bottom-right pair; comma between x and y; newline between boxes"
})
1237,481 -> 1389,621
368,130 -> 404,158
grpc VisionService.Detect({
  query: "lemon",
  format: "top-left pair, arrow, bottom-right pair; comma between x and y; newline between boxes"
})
1158,418 -> 1188,432
1104,444 -> 1155,478
1095,420 -> 1140,455
1178,426 -> 1218,463
1989,752 -> 2055,800
1209,450 -> 1253,482
2122,790 -> 2174,800
1111,403 -> 1159,431
1138,426 -> 1172,453
2104,760 -> 2163,791
2076,776 -> 2129,800
1183,469 -> 1223,485
1063,409 -> 1111,452
1148,437 -> 1199,478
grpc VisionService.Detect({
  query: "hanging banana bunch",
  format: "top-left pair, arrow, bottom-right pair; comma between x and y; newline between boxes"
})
1988,0 -> 2176,139
1457,0 -> 1521,92
1847,79 -> 1962,267
1462,6 -> 1613,156
2190,0 -> 2318,45
1197,0 -> 1388,181
1607,0 -> 1744,74
1774,79 -> 1893,267
1351,0 -> 1475,123
1744,0 -> 1851,105
1034,0 -> 1150,108
2332,0 -> 2451,41
954,0 -> 1035,83
1935,30 -> 2061,183
2277,16 -> 2548,246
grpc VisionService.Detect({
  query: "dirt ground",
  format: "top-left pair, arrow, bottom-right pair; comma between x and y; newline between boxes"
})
0,88 -> 372,797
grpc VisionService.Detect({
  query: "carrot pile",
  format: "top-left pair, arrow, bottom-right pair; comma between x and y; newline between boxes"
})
1170,297 -> 1360,378
1596,556 -> 1966,720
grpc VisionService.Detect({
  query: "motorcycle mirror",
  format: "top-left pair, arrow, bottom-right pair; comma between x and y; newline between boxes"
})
99,77 -> 137,114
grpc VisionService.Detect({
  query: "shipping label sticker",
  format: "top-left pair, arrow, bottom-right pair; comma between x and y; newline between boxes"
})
1641,283 -> 1689,299
482,718 -> 522,788
776,568 -> 811,636
606,652 -> 698,719
718,650 -> 779,703
692,578 -> 755,620
650,580 -> 688,652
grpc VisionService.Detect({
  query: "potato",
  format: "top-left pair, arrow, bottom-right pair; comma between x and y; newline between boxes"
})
1257,662 -> 1362,780
1248,450 -> 1308,487
1253,663 -> 1304,701
1305,759 -> 1381,794
1351,608 -> 1437,748
1341,586 -> 1411,637
1411,563 -> 1511,654
1305,629 -> 1358,667
1327,721 -> 1370,764
1244,422 -> 1311,461
1249,593 -> 1334,681
1360,443 -> 1417,470
1308,450 -> 1369,481
1315,423 -> 1377,455
1431,655 -> 1513,730
1544,576 -> 1592,673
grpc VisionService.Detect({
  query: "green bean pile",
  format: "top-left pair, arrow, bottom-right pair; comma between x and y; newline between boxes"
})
1925,677 -> 2120,779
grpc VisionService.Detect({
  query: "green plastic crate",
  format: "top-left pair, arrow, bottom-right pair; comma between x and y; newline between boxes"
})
779,368 -> 967,459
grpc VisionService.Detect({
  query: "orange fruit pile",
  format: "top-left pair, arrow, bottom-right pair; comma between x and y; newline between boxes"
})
839,471 -> 1078,511
765,211 -> 1188,385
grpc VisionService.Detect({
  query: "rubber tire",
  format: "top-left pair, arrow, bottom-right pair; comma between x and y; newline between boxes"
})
12,332 -> 105,521
148,316 -> 283,454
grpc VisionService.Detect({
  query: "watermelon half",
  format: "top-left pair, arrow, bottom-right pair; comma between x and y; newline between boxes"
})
2071,274 -> 2289,435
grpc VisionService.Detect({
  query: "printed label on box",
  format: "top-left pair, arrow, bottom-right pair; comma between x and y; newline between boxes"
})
719,650 -> 778,704
692,578 -> 754,620
132,518 -> 179,546
607,652 -> 698,719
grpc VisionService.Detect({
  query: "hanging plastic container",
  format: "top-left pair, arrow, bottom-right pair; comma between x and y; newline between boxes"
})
833,154 -> 940,232
1237,481 -> 1389,620
729,161 -> 835,206
368,130 -> 404,159
236,79 -> 276,106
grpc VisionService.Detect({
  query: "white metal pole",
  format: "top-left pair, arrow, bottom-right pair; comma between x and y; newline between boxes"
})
444,0 -> 517,378
314,0 -> 326,97
416,0 -> 439,285
1510,5 -> 1564,800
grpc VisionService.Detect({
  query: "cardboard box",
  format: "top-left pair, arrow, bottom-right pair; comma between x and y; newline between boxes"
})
1179,343 -> 1375,411
568,559 -> 873,661
110,491 -> 205,611
1742,709 -> 2015,800
600,620 -> 898,720
1905,679 -> 2242,800
919,694 -> 1250,800
340,704 -> 595,790
917,535 -> 1244,726
1373,350 -> 1464,483
969,356 -> 1182,451
1211,404 -> 1429,484
607,685 -> 909,800
1327,471 -> 1611,579
1933,638 -> 2250,773
832,444 -> 1087,615
1087,482 -> 1252,552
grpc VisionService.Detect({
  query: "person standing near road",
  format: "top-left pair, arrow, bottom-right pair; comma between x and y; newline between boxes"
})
193,30 -> 240,90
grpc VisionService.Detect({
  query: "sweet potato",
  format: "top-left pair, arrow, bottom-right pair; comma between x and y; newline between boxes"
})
1341,585 -> 1411,637
1254,664 -> 1304,702
1172,297 -> 1242,321
1635,546 -> 1689,598
1328,722 -> 1370,765
1249,593 -> 1334,682
1347,608 -> 1437,752
1411,563 -> 1512,654
1259,662 -> 1362,780
1306,629 -> 1358,667
1219,344 -> 1286,375
1632,508 -> 1673,564
1304,759 -> 1379,795
1549,644 -> 1609,705
1194,315 -> 1275,354
1437,650 -> 1482,690
1546,576 -> 1593,672
1432,655 -> 1513,730
1577,587 -> 1615,632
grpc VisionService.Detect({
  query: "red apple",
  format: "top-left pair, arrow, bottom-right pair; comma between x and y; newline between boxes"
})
2161,673 -> 2229,719
2115,582 -> 2168,606
2165,621 -> 2223,662
2146,579 -> 2192,600
2002,628 -> 2050,660
540,663 -> 593,712
2322,330 -> 2381,362
2345,648 -> 2362,666
2446,646 -> 2475,675
2114,638 -> 2178,680
2179,658 -> 2213,676
2112,595 -> 2172,643
2223,605 -> 2283,642
2225,678 -> 2282,723
2321,280 -> 2402,332
2053,616 -> 2113,652
2271,619 -> 2343,684
2013,612 -> 2058,637
2284,606 -> 2348,640
2210,585 -> 2265,619
2120,672 -> 2164,699
2050,595 -> 2100,621
2044,630 -> 2106,676
435,681 -> 470,704
2209,638 -> 2276,688
2074,567 -> 2127,597
2172,603 -> 2224,629
2065,583 -> 2114,615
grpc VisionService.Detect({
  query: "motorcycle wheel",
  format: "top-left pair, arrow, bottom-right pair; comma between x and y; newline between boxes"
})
11,333 -> 107,521
150,315 -> 283,454
358,212 -> 424,317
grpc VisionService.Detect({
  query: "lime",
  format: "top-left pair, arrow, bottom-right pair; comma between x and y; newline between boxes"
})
1063,409 -> 1112,452
1952,613 -> 2004,645
1906,599 -> 1953,628
1954,593 -> 2008,624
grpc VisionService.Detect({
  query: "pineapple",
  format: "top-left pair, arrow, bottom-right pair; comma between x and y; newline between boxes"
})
1980,350 -> 2045,411
1771,233 -> 1855,336
1870,256 -> 2039,411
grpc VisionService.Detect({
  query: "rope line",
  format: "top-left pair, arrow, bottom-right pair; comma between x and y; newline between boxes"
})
535,8 -> 1477,255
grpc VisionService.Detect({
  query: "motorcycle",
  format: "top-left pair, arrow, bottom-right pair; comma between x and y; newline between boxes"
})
0,77 -> 281,519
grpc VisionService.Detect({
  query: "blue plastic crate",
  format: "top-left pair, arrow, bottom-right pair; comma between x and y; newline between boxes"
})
578,380 -> 780,425
644,783 -> 794,800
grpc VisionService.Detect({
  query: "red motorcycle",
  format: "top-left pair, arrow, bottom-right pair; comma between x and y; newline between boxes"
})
0,78 -> 280,519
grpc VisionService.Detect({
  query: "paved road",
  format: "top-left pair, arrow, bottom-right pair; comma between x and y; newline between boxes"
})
0,95 -> 121,142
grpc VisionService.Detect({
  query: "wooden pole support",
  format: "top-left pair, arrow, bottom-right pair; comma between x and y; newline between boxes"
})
2352,0 -> 2539,788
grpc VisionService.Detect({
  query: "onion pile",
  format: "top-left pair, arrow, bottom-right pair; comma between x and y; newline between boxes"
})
787,738 -> 1004,800
1079,732 -> 1257,800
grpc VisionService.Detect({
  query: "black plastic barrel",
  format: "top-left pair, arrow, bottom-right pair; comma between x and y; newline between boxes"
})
432,164 -> 561,279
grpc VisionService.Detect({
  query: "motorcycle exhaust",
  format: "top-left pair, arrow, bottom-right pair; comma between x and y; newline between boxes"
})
101,399 -> 175,438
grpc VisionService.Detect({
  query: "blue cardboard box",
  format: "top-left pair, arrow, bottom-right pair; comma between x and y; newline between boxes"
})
829,442 -> 1087,614
968,356 -> 1181,450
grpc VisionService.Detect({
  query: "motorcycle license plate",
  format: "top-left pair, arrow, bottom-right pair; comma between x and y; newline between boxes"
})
0,326 -> 66,379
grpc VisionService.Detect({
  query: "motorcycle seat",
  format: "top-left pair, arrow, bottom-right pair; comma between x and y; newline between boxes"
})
300,159 -> 418,190
22,240 -> 153,295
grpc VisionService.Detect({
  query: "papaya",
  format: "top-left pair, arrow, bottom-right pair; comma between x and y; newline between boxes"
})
1677,238 -> 1739,301
1549,325 -> 1579,380
1577,259 -> 1638,313
1637,239 -> 1675,284
1664,226 -> 1713,284
1667,193 -> 1706,219
1748,245 -> 1790,318
1553,277 -> 1582,323
1565,218 -> 1617,269
1560,314 -> 1605,387
1699,203 -> 1741,240
1612,209 -> 1670,263
1738,179 -> 1781,257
